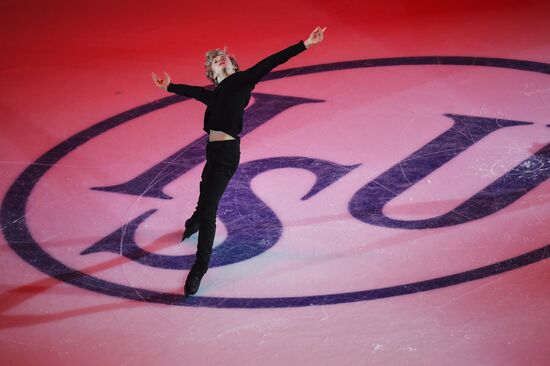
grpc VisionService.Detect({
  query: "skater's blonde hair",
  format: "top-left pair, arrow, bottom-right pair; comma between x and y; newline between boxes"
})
204,46 -> 240,85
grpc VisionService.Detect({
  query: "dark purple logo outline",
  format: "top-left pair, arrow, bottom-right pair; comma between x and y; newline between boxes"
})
1,56 -> 549,308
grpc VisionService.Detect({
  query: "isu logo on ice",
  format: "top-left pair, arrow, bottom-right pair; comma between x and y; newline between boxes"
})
2,56 -> 549,308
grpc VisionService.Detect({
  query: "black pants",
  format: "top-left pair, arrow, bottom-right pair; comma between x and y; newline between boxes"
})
187,138 -> 240,273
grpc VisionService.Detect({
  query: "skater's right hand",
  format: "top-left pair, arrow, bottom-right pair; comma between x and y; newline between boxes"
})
151,71 -> 171,90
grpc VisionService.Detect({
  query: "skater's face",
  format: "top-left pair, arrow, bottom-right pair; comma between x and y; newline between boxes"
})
211,54 -> 237,79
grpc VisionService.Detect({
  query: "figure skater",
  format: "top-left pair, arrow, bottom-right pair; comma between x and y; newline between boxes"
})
152,26 -> 327,296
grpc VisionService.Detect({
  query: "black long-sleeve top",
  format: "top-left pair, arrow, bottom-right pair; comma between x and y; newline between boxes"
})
167,40 -> 307,138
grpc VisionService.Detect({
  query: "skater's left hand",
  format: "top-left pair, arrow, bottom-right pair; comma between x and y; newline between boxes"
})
304,26 -> 327,49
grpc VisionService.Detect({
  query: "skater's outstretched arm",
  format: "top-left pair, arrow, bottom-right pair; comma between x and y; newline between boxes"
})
152,71 -> 212,105
244,26 -> 327,85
